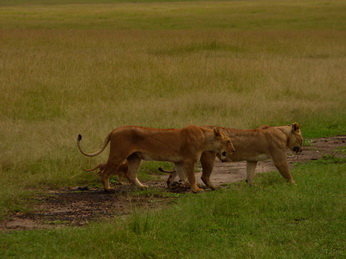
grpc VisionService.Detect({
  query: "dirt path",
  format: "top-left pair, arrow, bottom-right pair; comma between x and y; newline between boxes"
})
1,136 -> 345,231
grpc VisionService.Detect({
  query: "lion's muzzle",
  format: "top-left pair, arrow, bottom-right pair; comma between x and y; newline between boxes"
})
293,146 -> 302,154
219,151 -> 231,162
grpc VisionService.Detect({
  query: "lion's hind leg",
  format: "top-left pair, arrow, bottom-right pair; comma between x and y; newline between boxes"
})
245,161 -> 258,185
127,154 -> 148,189
159,167 -> 181,188
99,160 -> 124,191
117,174 -> 126,185
172,163 -> 190,189
116,162 -> 130,185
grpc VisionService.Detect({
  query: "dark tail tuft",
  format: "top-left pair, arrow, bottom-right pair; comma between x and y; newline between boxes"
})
77,134 -> 82,141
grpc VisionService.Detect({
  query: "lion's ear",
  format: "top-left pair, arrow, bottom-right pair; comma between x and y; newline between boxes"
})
213,128 -> 222,137
292,122 -> 300,132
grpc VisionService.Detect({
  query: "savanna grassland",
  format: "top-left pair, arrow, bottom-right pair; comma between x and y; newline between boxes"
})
0,0 -> 345,257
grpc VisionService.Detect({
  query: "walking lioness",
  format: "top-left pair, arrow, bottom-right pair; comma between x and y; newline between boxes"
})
77,125 -> 235,192
166,123 -> 303,189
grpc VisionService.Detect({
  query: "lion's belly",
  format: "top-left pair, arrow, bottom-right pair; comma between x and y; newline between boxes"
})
247,154 -> 270,161
231,152 -> 270,162
137,152 -> 181,163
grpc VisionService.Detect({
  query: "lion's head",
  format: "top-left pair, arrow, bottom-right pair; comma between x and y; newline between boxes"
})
213,128 -> 235,162
287,122 -> 303,154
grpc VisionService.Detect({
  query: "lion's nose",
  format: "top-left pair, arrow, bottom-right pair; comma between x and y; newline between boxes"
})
293,146 -> 302,154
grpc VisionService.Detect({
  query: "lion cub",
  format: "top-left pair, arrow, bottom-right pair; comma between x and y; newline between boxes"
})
83,161 -> 130,185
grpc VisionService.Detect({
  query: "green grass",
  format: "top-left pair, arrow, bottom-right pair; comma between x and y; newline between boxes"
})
1,158 -> 345,258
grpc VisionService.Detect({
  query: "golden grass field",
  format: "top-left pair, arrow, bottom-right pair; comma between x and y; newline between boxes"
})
0,0 -> 345,216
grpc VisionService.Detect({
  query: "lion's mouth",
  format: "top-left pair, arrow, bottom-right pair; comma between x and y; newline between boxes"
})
221,159 -> 231,163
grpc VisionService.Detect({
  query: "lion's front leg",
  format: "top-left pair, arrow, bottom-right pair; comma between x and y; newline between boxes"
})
184,162 -> 203,193
274,159 -> 295,184
270,152 -> 295,184
245,161 -> 258,185
200,151 -> 217,190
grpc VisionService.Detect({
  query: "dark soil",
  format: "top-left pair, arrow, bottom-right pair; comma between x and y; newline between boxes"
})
1,136 -> 345,231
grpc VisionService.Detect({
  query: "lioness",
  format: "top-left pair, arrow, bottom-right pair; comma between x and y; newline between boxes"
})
77,125 -> 235,192
83,161 -> 130,185
166,123 -> 303,189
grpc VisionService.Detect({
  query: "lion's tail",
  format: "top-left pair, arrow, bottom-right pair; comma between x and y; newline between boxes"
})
77,132 -> 111,158
83,164 -> 102,172
158,167 -> 176,174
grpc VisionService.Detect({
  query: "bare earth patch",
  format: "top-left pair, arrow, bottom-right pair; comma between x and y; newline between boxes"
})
1,136 -> 345,231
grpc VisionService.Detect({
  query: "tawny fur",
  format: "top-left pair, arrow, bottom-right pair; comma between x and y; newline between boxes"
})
77,125 -> 235,192
83,161 -> 130,185
166,123 -> 303,189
